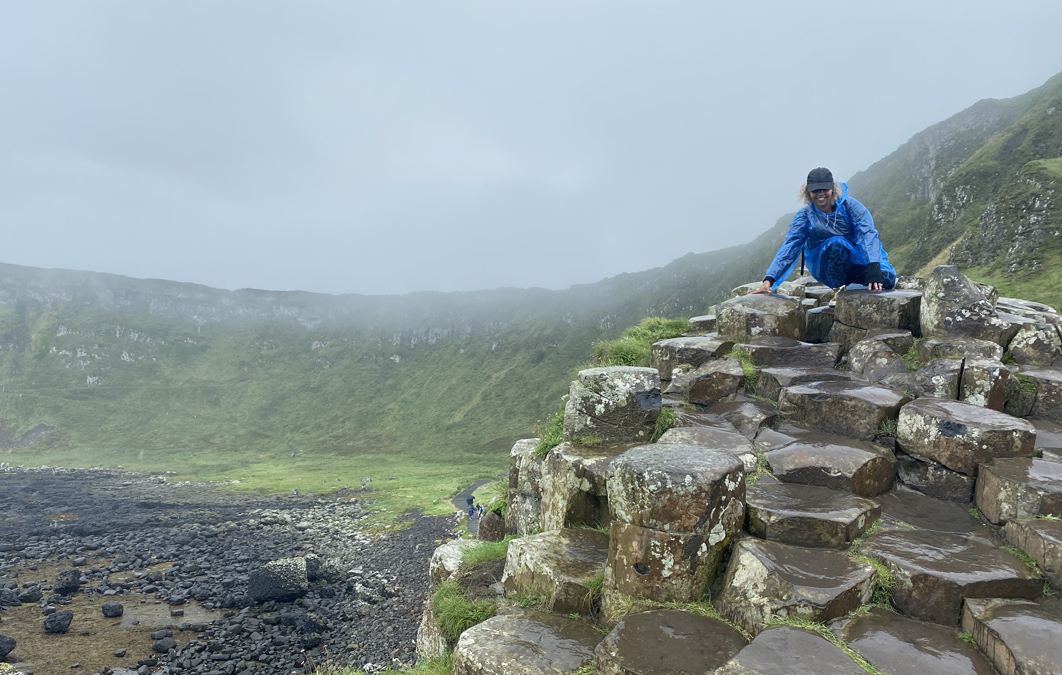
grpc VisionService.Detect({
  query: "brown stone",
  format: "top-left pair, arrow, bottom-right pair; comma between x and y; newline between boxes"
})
500,528 -> 609,615
564,367 -> 661,443
754,367 -> 864,402
452,612 -> 600,675
777,380 -> 911,441
541,441 -> 634,531
1008,322 -> 1062,366
656,425 -> 757,473
834,288 -> 922,333
920,265 -> 1019,347
707,397 -> 778,439
745,482 -> 880,549
714,626 -> 866,674
1020,367 -> 1062,423
860,530 -> 1042,625
847,339 -> 907,382
916,336 -> 1003,362
974,457 -> 1062,524
715,293 -> 805,341
828,321 -> 868,356
896,398 -> 1035,475
684,357 -> 744,406
650,336 -> 735,381
594,609 -> 746,675
865,327 -> 915,354
688,314 -> 717,334
761,424 -> 896,497
1005,518 -> 1062,588
962,598 -> 1062,675
874,485 -> 986,534
894,451 -> 976,503
914,358 -> 964,399
960,358 -> 1010,411
735,336 -> 840,368
478,511 -> 505,542
715,538 -> 875,634
805,306 -> 836,343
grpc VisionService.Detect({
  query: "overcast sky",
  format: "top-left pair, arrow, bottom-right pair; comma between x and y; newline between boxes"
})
2,2 -> 1061,296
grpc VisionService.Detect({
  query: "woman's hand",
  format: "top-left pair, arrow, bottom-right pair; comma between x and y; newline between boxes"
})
750,280 -> 773,295
868,282 -> 883,292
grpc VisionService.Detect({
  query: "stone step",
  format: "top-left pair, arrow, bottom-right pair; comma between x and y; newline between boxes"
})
874,485 -> 986,535
896,398 -> 1035,476
715,293 -> 805,341
657,425 -> 758,473
846,338 -> 907,382
975,457 -> 1062,525
564,366 -> 661,444
1005,518 -> 1062,588
605,444 -> 745,603
683,357 -> 744,406
834,288 -> 922,334
806,306 -> 835,343
754,367 -> 864,402
865,327 -> 915,354
916,336 -> 1003,362
500,528 -> 609,615
650,336 -> 735,381
745,482 -> 880,549
960,358 -> 1010,411
451,611 -> 601,675
594,609 -> 747,675
541,441 -> 636,531
962,597 -> 1062,675
688,314 -> 717,334
1017,366 -> 1062,423
859,529 -> 1043,625
777,380 -> 911,441
715,538 -> 875,634
1031,418 -> 1062,462
830,607 -> 999,675
829,321 -> 869,355
756,424 -> 897,497
734,336 -> 840,369
713,626 -> 866,674
706,397 -> 778,439
894,450 -> 976,503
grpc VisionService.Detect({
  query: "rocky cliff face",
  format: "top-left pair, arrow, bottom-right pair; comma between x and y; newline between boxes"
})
421,268 -> 1062,674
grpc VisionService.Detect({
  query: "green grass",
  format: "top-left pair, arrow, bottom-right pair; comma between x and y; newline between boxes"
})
958,631 -> 975,644
877,418 -> 897,436
591,317 -> 688,367
1004,545 -> 1043,576
725,348 -> 759,391
847,520 -> 895,608
650,408 -> 676,443
430,582 -> 496,643
461,537 -> 514,568
533,410 -> 565,457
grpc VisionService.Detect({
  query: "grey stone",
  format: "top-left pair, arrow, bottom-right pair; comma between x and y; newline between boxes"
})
960,358 -> 1010,410
805,306 -> 835,343
715,538 -> 875,634
896,398 -> 1035,475
651,336 -> 734,381
1019,367 -> 1062,423
506,438 -> 543,536
714,626 -> 865,674
735,336 -> 839,369
716,294 -> 805,341
706,397 -> 778,440
1005,518 -> 1062,588
761,425 -> 896,497
541,441 -> 633,531
777,380 -> 910,441
894,452 -> 976,503
865,327 -> 915,354
656,425 -> 757,473
828,321 -> 868,356
920,266 -> 1019,346
754,367 -> 864,402
913,358 -> 964,399
564,367 -> 661,444
688,315 -> 717,334
683,358 -> 744,406
834,288 -> 922,333
429,538 -> 480,589
594,609 -> 746,675
847,339 -> 907,382
501,529 -> 609,615
44,609 -> 74,634
745,482 -> 880,549
0,633 -> 14,660
247,558 -> 309,602
975,457 -> 1062,524
1009,322 -> 1062,366
916,336 -> 1003,362
452,612 -> 601,675
962,598 -> 1062,675
101,601 -> 124,618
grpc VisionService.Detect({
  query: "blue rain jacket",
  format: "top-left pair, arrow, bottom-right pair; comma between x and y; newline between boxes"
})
763,183 -> 893,289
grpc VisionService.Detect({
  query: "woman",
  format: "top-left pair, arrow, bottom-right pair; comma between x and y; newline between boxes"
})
751,167 -> 895,294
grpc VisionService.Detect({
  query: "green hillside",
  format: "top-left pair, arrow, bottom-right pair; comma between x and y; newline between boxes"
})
3,69 -> 1062,515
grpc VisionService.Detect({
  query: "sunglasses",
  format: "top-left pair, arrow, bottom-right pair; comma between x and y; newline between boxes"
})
810,188 -> 832,194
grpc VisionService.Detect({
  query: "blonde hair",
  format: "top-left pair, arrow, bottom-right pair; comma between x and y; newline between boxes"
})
799,182 -> 843,206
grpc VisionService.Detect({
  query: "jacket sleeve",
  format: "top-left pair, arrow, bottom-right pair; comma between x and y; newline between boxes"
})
845,197 -> 882,265
764,210 -> 809,286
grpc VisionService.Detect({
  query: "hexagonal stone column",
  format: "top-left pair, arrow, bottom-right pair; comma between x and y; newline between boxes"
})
500,528 -> 609,615
1019,367 -> 1062,423
760,424 -> 896,497
707,397 -> 778,440
1005,518 -> 1062,588
831,607 -> 999,675
746,482 -> 880,549
429,539 -> 481,588
754,367 -> 864,402
874,484 -> 986,535
564,367 -> 661,444
656,425 -> 757,473
920,265 -> 1018,347
1009,322 -> 1062,366
715,626 -> 866,674
777,380 -> 911,441
960,358 -> 1010,411
859,530 -> 1042,625
894,451 -> 976,503
452,612 -> 601,675
896,399 -> 1035,476
594,609 -> 747,675
507,439 -> 543,536
975,457 -> 1062,524
834,288 -> 921,333
962,598 -> 1062,675
683,358 -> 744,406
688,315 -> 717,334
829,321 -> 869,355
541,441 -> 633,531
716,294 -> 805,341
806,306 -> 835,343
735,336 -> 840,368
650,336 -> 734,381
912,358 -> 964,398
916,336 -> 1003,362
605,444 -> 745,603
715,538 -> 875,634
846,339 -> 907,382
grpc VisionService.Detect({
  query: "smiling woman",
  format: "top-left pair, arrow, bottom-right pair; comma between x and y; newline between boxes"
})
752,167 -> 897,295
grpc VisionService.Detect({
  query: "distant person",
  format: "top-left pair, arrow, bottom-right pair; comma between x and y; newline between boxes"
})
752,168 -> 896,294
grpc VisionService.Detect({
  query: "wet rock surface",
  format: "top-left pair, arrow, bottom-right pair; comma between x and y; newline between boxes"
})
745,482 -> 879,549
715,293 -> 805,341
500,528 -> 609,615
735,336 -> 839,369
831,607 -> 998,675
834,288 -> 922,333
0,466 -> 452,674
650,336 -> 734,381
975,456 -> 1062,524
564,367 -> 661,444
594,609 -> 746,675
962,597 -> 1062,675
1004,518 -> 1062,588
713,625 -> 865,674
777,380 -> 910,441
451,612 -> 600,675
759,424 -> 897,497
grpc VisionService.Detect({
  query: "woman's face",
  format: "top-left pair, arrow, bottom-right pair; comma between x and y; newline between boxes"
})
811,188 -> 833,211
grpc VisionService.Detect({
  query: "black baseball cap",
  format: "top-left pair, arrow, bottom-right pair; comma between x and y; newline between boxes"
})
807,167 -> 834,191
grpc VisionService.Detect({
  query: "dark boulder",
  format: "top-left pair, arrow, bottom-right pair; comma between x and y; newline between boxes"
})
44,609 -> 74,634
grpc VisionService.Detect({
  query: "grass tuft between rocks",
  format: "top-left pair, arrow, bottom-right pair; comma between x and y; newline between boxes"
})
461,537 -> 514,568
533,409 -> 565,456
1004,545 -> 1043,576
650,407 -> 677,443
430,581 -> 497,643
725,348 -> 759,391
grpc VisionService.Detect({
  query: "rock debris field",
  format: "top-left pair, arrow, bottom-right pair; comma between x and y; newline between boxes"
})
0,465 -> 455,675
